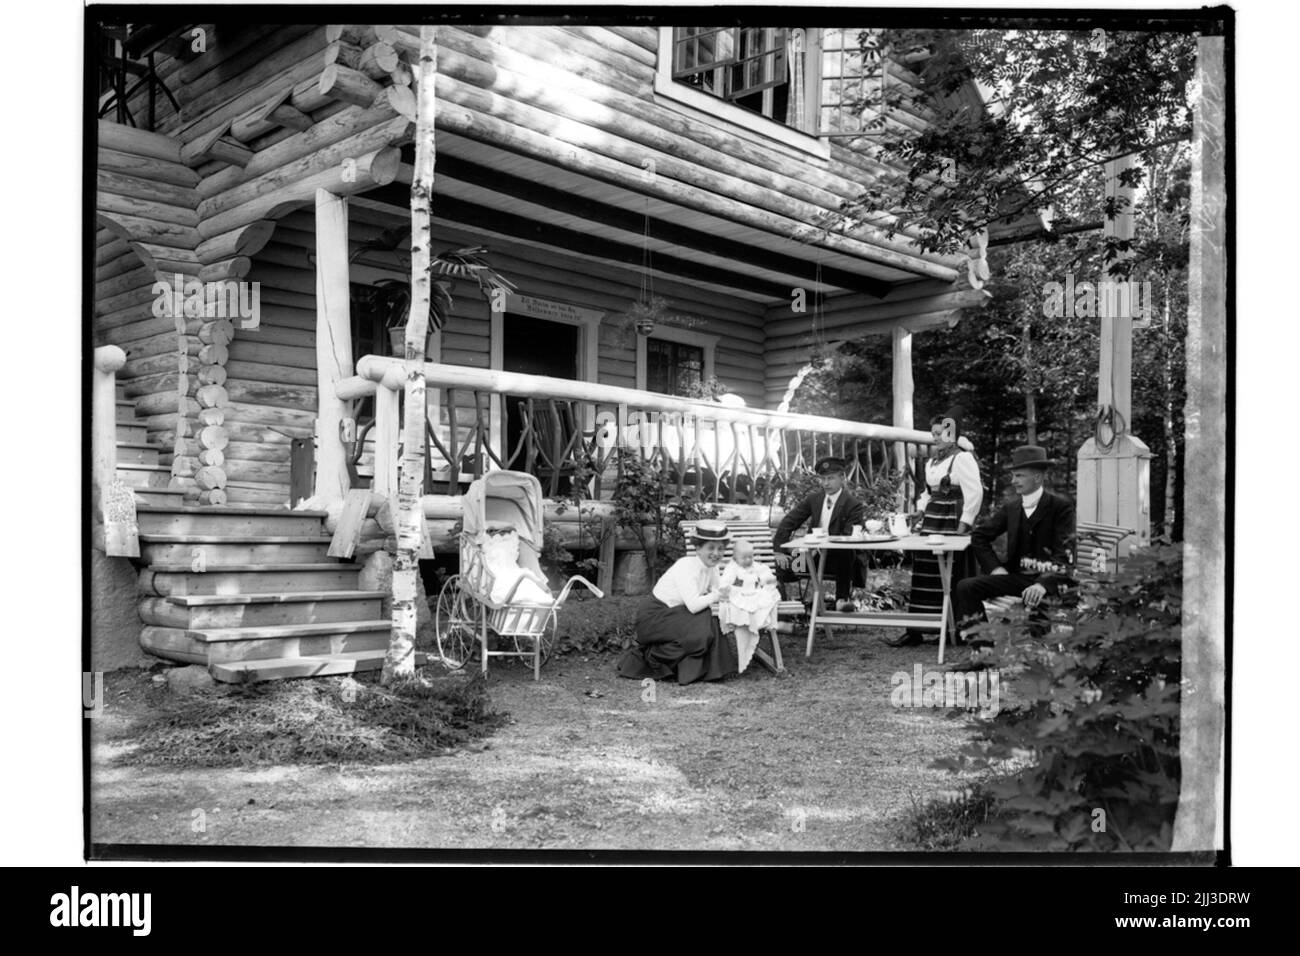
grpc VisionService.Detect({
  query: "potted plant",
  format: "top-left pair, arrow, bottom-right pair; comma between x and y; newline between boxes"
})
351,243 -> 516,356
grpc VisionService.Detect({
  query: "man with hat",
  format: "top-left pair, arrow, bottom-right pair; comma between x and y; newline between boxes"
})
951,444 -> 1076,645
773,457 -> 867,609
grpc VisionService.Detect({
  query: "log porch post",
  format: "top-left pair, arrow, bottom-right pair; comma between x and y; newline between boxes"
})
891,326 -> 914,475
313,187 -> 354,502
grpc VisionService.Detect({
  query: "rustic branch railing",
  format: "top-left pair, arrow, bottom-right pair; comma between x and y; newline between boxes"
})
339,358 -> 937,507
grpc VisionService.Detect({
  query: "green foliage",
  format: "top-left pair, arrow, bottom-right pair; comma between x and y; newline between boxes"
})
553,595 -> 642,655
127,671 -> 507,767
936,543 -> 1183,850
610,451 -> 716,579
903,786 -> 998,851
539,523 -> 574,579
841,29 -> 1196,262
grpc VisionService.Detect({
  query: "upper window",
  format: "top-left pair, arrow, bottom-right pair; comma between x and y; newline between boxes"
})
655,27 -> 879,158
820,28 -> 883,134
672,27 -> 792,126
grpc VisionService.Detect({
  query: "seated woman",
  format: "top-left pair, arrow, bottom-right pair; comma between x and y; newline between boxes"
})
717,539 -> 781,673
616,520 -> 740,685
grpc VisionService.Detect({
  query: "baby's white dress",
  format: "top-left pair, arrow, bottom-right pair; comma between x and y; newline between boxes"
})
717,559 -> 780,672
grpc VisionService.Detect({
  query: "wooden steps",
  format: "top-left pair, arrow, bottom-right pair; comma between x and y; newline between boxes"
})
128,497 -> 398,682
141,619 -> 392,664
116,421 -> 148,443
138,534 -> 335,565
135,504 -> 327,536
116,441 -> 161,465
116,462 -> 173,488
139,590 -> 385,628
140,563 -> 364,596
210,649 -> 429,684
133,487 -> 190,506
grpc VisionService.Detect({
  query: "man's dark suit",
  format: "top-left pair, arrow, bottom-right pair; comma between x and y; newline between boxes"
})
952,489 -> 1076,633
773,491 -> 866,601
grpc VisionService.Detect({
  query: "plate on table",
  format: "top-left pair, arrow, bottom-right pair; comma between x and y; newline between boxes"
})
831,533 -> 896,543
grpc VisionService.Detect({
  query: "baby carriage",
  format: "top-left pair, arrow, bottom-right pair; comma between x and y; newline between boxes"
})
434,470 -> 603,679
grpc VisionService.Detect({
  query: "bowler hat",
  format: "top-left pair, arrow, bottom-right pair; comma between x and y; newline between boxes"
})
815,457 -> 847,476
1006,445 -> 1054,470
691,519 -> 731,542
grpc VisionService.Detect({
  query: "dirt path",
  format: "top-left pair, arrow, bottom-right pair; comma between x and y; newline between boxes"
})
91,628 -> 985,853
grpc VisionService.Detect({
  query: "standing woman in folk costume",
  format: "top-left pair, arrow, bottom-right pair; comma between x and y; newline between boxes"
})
616,520 -> 740,685
885,408 -> 984,647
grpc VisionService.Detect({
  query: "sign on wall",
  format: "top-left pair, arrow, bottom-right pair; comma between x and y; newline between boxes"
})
503,293 -> 605,326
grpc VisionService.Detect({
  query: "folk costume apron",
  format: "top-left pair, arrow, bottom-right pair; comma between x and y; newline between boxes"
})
907,453 -> 970,625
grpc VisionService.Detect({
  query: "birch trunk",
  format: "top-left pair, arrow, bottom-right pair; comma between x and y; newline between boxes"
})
383,26 -> 437,684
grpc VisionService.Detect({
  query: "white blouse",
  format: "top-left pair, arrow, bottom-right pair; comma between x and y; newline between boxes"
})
916,450 -> 984,526
653,555 -> 720,613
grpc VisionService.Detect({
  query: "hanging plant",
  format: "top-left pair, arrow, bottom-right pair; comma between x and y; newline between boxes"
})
349,244 -> 516,355
615,296 -> 704,340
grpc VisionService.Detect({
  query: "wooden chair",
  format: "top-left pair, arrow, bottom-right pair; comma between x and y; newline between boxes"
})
681,519 -> 795,673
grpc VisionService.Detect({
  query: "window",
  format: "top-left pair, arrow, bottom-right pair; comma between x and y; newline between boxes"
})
672,27 -> 790,124
635,324 -> 719,396
655,27 -> 827,159
820,28 -> 882,134
646,338 -> 704,396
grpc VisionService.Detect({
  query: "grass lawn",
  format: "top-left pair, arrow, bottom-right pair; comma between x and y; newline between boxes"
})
90,619 -> 989,854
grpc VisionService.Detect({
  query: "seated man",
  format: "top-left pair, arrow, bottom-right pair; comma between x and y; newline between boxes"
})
773,457 -> 866,610
952,445 -> 1076,647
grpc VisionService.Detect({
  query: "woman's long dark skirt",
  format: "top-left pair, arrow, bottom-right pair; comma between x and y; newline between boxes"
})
907,487 -> 974,640
616,597 -> 739,685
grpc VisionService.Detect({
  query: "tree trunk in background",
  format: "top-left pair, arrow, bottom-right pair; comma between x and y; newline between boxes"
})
385,26 -> 437,684
1022,313 -> 1037,445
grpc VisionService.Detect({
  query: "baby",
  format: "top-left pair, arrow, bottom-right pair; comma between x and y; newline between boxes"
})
481,525 -> 554,606
717,540 -> 781,672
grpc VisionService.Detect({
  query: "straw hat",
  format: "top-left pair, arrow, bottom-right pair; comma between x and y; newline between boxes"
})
690,520 -> 731,542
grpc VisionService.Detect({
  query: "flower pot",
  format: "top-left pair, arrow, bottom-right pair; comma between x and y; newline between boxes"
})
389,326 -> 433,358
634,317 -> 655,336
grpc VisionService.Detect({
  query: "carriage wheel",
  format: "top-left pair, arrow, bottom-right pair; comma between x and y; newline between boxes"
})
434,575 -> 481,669
510,606 -> 559,667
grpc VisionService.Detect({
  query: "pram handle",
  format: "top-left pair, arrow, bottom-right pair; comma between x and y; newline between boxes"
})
556,575 -> 604,603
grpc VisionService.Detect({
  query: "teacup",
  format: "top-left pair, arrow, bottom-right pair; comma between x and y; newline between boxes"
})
864,519 -> 884,535
851,524 -> 864,539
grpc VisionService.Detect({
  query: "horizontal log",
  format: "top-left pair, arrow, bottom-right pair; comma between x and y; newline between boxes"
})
220,440 -> 291,462
197,258 -> 251,282
198,146 -> 403,239
223,485 -> 290,505
135,392 -> 198,418
225,380 -> 318,411
117,329 -> 200,361
177,25 -> 318,107
228,341 -> 317,370
318,62 -> 384,107
224,400 -> 315,427
198,489 -> 229,506
197,99 -> 401,200
96,148 -> 199,188
178,27 -> 330,140
97,168 -> 197,209
95,266 -> 158,303
122,350 -> 188,379
195,221 -> 279,265
224,359 -> 317,387
198,114 -> 413,221
428,73 -> 952,279
97,119 -> 184,163
195,465 -> 228,490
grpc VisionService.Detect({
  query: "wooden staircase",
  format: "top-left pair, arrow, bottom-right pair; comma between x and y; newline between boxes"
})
114,388 -> 408,682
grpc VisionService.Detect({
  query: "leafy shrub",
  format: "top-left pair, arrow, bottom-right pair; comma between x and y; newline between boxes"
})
553,594 -> 642,655
936,542 -> 1182,850
611,451 -> 716,579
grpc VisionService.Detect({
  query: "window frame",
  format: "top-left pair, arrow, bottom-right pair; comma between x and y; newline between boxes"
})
635,324 -> 719,395
654,27 -> 830,162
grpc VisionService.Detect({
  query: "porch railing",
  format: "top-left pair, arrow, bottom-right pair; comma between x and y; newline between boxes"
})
338,358 -> 938,508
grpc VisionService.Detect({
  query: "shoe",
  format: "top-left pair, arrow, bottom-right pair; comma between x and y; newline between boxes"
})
836,600 -> 857,612
946,648 -> 993,672
883,630 -> 925,647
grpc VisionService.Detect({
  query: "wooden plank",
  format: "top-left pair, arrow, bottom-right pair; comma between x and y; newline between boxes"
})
328,488 -> 372,558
